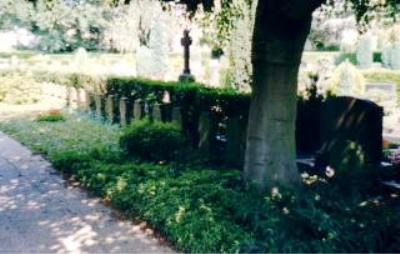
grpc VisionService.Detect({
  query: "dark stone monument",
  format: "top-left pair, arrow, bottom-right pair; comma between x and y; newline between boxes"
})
315,96 -> 383,169
198,111 -> 212,153
225,116 -> 247,167
179,29 -> 195,82
171,107 -> 182,128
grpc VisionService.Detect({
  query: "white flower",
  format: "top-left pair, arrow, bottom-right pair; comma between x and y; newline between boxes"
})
325,166 -> 335,178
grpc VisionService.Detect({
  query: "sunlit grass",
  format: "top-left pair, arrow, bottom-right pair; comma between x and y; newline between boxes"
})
0,111 -> 122,159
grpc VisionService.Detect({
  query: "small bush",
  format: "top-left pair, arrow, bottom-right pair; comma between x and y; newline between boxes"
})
335,53 -> 357,65
36,109 -> 65,122
120,119 -> 186,162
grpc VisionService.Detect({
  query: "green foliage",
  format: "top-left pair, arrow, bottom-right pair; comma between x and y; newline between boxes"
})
373,52 -> 382,63
36,110 -> 65,122
335,52 -> 357,65
0,114 -> 399,253
120,119 -> 186,162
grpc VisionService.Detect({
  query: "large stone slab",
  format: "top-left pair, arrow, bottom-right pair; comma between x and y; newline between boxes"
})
316,96 -> 383,169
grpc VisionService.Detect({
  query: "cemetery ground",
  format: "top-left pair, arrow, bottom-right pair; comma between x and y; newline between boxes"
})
1,50 -> 400,252
0,105 -> 400,252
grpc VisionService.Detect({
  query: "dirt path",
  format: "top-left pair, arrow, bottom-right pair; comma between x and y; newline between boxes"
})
0,132 -> 173,253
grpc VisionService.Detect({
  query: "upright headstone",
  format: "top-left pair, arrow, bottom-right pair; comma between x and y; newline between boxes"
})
119,97 -> 128,127
74,47 -> 88,73
105,95 -> 115,123
133,100 -> 143,120
85,91 -> 93,111
171,107 -> 182,128
356,34 -> 374,68
316,96 -> 383,169
76,89 -> 86,109
136,46 -> 153,78
330,61 -> 365,97
152,104 -> 162,121
198,111 -> 212,152
125,98 -> 134,123
95,95 -> 102,118
149,18 -> 169,80
382,45 -> 392,68
225,116 -> 247,167
391,42 -> 400,70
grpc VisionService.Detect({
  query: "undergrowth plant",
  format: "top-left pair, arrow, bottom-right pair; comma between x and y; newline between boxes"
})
0,113 -> 399,253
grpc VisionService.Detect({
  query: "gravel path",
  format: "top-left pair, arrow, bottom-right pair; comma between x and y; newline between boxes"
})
0,132 -> 173,253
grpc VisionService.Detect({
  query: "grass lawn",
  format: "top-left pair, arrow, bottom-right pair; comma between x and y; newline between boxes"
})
0,111 -> 399,253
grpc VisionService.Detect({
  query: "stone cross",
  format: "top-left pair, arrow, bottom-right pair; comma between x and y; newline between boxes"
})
181,29 -> 192,75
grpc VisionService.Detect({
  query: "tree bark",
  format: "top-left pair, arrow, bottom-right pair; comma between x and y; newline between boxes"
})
244,0 -> 321,190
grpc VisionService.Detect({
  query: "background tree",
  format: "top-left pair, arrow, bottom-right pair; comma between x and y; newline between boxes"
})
16,0 -> 400,190
167,0 -> 400,191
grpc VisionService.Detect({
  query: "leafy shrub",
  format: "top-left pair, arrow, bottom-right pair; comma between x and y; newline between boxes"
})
36,109 -> 65,122
1,114 -> 399,253
120,119 -> 186,162
335,52 -> 357,65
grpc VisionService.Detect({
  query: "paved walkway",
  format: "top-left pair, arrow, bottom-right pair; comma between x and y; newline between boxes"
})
0,132 -> 173,253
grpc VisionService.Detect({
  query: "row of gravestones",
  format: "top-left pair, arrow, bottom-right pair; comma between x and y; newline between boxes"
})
53,86 -> 245,166
55,85 -> 383,170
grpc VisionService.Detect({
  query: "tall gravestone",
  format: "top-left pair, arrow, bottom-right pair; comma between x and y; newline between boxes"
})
198,111 -> 212,153
133,100 -> 143,120
119,97 -> 128,127
179,29 -> 195,82
152,104 -> 162,121
316,96 -> 383,169
105,95 -> 115,122
225,116 -> 247,167
95,95 -> 102,118
356,34 -> 373,68
391,42 -> 400,70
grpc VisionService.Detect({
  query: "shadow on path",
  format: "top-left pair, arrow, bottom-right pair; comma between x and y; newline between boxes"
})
0,132 -> 173,253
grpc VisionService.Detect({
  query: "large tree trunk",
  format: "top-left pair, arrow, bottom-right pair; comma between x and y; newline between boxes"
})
244,0 -> 322,190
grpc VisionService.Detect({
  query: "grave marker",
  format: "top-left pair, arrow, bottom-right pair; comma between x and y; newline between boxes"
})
105,95 -> 115,123
119,97 -> 128,127
95,95 -> 102,118
134,100 -> 143,120
225,116 -> 247,167
316,96 -> 383,169
179,29 -> 195,82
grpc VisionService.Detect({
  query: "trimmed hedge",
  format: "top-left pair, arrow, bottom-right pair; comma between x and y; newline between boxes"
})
0,69 -> 327,159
